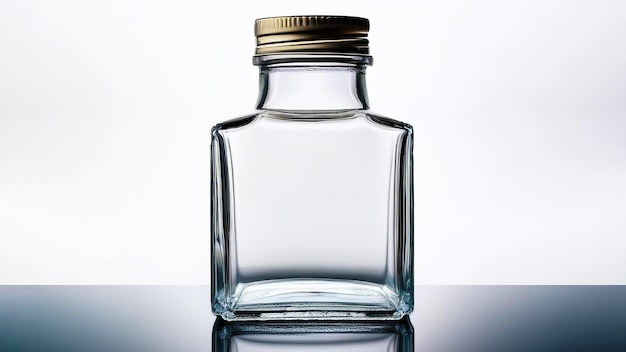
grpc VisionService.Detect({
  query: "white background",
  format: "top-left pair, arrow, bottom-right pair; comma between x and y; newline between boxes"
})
1,0 -> 624,284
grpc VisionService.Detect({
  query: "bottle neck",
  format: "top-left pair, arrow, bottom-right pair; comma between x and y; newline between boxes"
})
256,63 -> 369,111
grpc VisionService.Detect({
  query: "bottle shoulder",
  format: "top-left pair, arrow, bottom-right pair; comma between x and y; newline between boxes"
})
211,112 -> 262,136
364,111 -> 413,134
212,110 -> 412,137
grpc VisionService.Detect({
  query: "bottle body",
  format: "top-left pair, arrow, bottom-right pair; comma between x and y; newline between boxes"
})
211,108 -> 413,320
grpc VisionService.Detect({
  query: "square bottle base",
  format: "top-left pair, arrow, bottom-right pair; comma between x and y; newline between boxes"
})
214,279 -> 411,321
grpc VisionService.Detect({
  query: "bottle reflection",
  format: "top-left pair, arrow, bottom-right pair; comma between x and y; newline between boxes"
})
213,317 -> 413,352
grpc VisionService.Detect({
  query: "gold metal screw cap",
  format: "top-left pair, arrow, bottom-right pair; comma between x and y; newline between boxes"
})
254,15 -> 370,55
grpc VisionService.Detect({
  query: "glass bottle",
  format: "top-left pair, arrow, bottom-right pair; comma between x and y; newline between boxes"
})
211,16 -> 413,320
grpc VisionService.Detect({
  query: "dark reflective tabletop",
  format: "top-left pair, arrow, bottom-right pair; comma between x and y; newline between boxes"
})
1,286 -> 624,351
